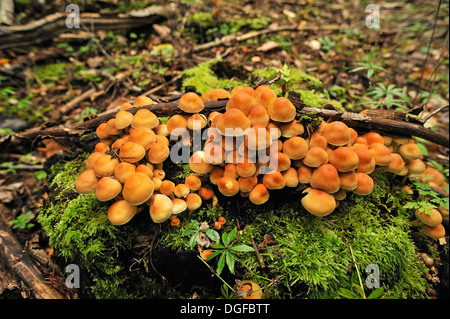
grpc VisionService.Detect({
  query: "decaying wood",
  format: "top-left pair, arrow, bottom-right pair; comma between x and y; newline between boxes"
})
6,95 -> 449,150
0,216 -> 64,299
0,5 -> 170,50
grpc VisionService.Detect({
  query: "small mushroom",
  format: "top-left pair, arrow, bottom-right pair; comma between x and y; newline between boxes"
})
302,146 -> 329,168
309,164 -> 340,194
75,169 -> 99,194
386,153 -> 405,174
115,110 -> 134,129
93,154 -> 120,178
122,172 -> 154,205
217,176 -> 240,196
216,108 -> 251,137
172,198 -> 188,215
189,151 -> 214,174
185,175 -> 202,192
398,142 -> 422,160
415,208 -> 443,227
282,136 -> 308,160
186,193 -> 202,212
422,224 -> 446,239
108,200 -> 137,225
329,147 -> 360,172
301,187 -> 336,217
119,141 -> 146,163
114,162 -> 137,183
179,92 -> 205,113
149,194 -> 173,223
133,95 -> 154,107
95,176 -> 122,201
249,183 -> 270,205
353,172 -> 374,195
131,109 -> 159,129
128,127 -> 156,150
267,97 -> 296,123
322,121 -> 351,146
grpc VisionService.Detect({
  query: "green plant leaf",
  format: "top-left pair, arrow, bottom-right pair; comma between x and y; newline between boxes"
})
207,249 -> 224,261
216,252 -> 226,275
225,250 -> 235,274
182,229 -> 197,236
210,242 -> 225,249
368,287 -> 385,299
338,288 -> 360,299
188,234 -> 197,249
229,244 -> 255,252
204,229 -> 220,243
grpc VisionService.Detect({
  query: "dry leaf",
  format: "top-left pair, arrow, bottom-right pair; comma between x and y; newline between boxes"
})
257,41 -> 280,52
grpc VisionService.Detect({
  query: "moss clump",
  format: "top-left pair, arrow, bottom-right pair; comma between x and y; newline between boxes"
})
182,58 -> 246,94
232,173 -> 430,299
252,65 -> 345,111
39,154 -> 167,298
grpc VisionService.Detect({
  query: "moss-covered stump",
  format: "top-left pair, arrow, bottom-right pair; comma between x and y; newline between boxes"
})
37,152 -> 447,299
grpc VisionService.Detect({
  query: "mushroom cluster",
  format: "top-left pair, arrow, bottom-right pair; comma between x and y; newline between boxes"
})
75,95 -> 217,226
74,86 -> 446,242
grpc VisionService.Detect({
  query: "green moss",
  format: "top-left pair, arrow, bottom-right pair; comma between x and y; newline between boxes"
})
252,66 -> 345,111
182,58 -> 246,94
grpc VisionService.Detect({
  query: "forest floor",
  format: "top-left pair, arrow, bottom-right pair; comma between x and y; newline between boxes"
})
0,0 -> 449,300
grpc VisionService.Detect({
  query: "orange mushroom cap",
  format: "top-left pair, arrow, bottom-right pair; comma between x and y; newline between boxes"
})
322,121 -> 351,146
95,176 -> 122,201
247,105 -> 270,127
108,200 -> 137,225
416,208 -> 443,227
122,172 -> 154,205
114,162 -> 137,183
75,169 -> 99,194
398,142 -> 422,160
267,97 -> 296,123
149,194 -> 173,223
216,108 -> 251,137
120,141 -> 146,163
339,171 -> 359,191
133,95 -> 154,107
353,173 -> 374,195
301,187 -> 336,217
249,183 -> 270,205
218,176 -> 240,196
297,165 -> 313,184
93,154 -> 120,178
422,223 -> 446,239
226,92 -> 257,116
179,92 -> 204,113
369,143 -> 392,166
262,170 -> 286,190
128,127 -> 156,150
303,146 -> 329,168
185,174 -> 202,191
147,141 -> 170,164
131,109 -> 159,129
386,153 -> 405,174
282,136 -> 309,160
310,164 -> 340,194
406,159 -> 426,175
329,147 -> 360,172
189,151 -> 214,174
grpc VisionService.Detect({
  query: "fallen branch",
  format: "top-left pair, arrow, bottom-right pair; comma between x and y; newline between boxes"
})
7,95 -> 449,150
0,215 -> 64,299
0,5 -> 170,50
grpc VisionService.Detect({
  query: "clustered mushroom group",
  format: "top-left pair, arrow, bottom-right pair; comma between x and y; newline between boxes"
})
74,85 -> 447,240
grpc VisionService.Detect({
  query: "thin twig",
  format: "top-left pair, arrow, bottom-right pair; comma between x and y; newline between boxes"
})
421,104 -> 449,123
250,236 -> 265,268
